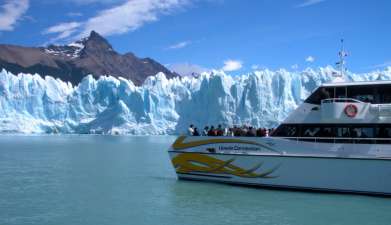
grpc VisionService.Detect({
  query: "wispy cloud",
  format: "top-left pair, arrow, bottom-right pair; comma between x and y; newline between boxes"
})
167,40 -> 191,50
44,0 -> 190,42
43,22 -> 82,42
295,0 -> 325,8
169,62 -> 210,76
369,61 -> 391,69
305,56 -> 315,63
222,59 -> 243,72
61,0 -> 124,5
291,64 -> 299,70
0,0 -> 29,31
67,12 -> 83,17
251,64 -> 260,70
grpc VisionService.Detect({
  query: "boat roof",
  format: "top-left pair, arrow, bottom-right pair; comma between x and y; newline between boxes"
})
321,80 -> 391,87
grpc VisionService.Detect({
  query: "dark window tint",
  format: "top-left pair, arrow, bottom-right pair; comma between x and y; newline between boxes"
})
335,87 -> 347,99
335,127 -> 350,137
347,85 -> 375,103
301,126 -> 321,137
376,126 -> 391,138
351,127 -> 374,138
378,85 -> 391,104
319,127 -> 334,137
305,84 -> 391,104
273,125 -> 298,137
272,124 -> 391,144
305,87 -> 334,104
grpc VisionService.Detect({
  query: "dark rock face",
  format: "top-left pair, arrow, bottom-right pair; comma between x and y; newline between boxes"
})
0,31 -> 177,85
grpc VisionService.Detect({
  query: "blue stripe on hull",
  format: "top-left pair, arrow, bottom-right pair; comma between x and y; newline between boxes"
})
177,174 -> 391,197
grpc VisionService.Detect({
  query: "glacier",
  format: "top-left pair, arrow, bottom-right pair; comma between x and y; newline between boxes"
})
0,67 -> 391,134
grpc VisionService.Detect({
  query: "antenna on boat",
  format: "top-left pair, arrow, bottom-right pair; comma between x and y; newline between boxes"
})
334,39 -> 348,77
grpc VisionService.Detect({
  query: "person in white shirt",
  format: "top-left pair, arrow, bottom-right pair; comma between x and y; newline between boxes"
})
188,124 -> 194,136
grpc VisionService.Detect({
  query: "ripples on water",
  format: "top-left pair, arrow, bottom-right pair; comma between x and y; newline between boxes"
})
0,135 -> 390,225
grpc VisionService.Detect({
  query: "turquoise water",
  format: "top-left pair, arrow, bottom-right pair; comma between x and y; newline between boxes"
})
0,135 -> 390,225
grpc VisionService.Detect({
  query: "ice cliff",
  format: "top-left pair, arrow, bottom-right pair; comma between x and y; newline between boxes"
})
1,67 -> 390,134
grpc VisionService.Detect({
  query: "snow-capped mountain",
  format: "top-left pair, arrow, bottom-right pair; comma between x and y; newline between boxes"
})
0,31 -> 177,86
0,67 -> 390,134
44,39 -> 86,59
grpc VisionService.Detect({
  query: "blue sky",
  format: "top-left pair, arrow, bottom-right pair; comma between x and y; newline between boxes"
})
0,0 -> 390,75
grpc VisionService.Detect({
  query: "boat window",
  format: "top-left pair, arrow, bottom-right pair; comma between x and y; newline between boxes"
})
335,86 -> 346,99
272,123 -> 391,144
351,127 -> 374,138
376,126 -> 391,138
319,127 -> 334,137
302,126 -> 320,137
383,92 -> 391,104
306,84 -> 391,104
273,125 -> 298,137
347,85 -> 375,103
378,85 -> 391,104
304,87 -> 334,105
335,127 -> 350,138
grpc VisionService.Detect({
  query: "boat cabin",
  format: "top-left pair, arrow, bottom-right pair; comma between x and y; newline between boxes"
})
272,81 -> 391,144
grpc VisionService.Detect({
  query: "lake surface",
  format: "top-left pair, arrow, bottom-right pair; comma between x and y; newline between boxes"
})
0,135 -> 390,225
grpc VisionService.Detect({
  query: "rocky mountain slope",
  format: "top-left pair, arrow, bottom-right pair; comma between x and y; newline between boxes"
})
0,31 -> 177,85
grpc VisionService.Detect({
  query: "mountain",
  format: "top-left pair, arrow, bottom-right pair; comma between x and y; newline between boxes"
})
1,67 -> 390,134
0,31 -> 177,86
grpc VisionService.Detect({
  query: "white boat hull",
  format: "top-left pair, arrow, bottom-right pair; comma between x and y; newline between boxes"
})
168,136 -> 391,196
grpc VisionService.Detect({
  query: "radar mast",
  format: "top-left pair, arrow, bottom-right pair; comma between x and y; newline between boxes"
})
335,39 -> 348,77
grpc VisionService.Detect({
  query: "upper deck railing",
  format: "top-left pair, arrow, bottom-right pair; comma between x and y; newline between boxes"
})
377,104 -> 391,117
321,98 -> 364,104
272,136 -> 391,144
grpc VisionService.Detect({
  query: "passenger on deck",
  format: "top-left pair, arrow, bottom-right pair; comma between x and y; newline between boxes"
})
256,128 -> 267,137
188,124 -> 194,136
233,126 -> 241,136
193,127 -> 200,136
227,127 -> 234,136
202,126 -> 209,136
208,126 -> 217,136
241,125 -> 248,136
217,124 -> 224,136
246,127 -> 256,136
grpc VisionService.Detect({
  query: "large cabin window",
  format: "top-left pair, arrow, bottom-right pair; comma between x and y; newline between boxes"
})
304,84 -> 391,104
272,124 -> 390,144
378,85 -> 391,103
347,85 -> 375,103
376,126 -> 391,138
336,127 -> 350,138
301,126 -> 320,137
305,87 -> 334,104
335,86 -> 347,99
383,93 -> 391,103
351,127 -> 374,138
273,125 -> 298,137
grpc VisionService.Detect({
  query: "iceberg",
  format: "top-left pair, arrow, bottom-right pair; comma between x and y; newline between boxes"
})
0,67 -> 390,134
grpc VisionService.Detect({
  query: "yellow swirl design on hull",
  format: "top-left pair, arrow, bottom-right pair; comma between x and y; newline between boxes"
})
172,136 -> 279,153
172,153 -> 279,178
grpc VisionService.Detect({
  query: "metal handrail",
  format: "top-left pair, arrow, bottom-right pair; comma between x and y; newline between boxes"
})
272,136 -> 391,144
274,136 -> 391,140
321,98 -> 364,104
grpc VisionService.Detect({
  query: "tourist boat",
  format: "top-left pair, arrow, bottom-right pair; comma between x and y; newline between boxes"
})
168,41 -> 391,196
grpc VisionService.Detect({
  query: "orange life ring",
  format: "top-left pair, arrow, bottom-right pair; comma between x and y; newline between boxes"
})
344,104 -> 358,117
